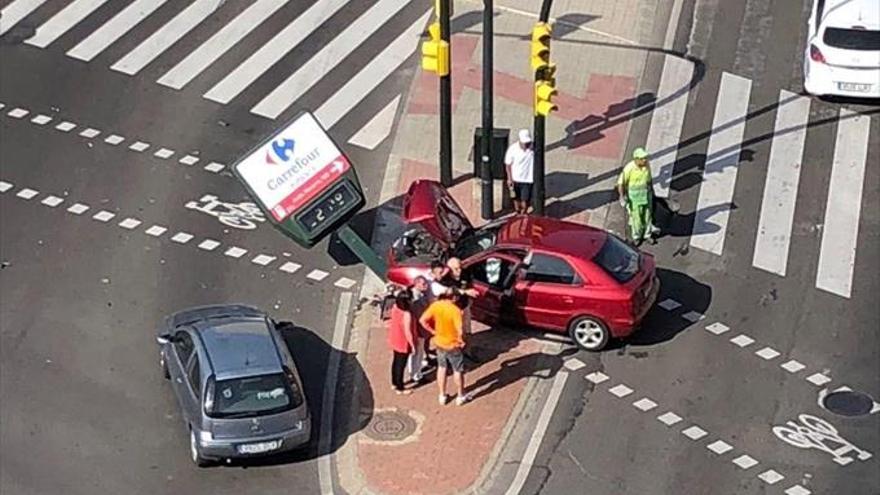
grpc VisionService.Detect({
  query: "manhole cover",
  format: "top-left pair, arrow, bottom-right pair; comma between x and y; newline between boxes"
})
821,390 -> 874,417
365,410 -> 417,442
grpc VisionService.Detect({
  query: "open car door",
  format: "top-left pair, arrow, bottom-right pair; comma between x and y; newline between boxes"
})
462,251 -> 524,326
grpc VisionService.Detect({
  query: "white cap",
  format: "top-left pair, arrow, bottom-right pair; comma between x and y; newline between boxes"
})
518,129 -> 532,143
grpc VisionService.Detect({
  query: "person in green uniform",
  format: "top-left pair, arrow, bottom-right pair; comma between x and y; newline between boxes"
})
617,147 -> 656,246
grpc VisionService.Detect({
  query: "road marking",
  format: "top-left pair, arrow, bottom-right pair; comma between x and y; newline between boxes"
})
307,269 -> 330,282
104,134 -> 125,145
171,232 -> 194,243
24,0 -> 111,48
251,254 -> 276,266
318,290 -> 354,495
0,181 -> 13,193
41,195 -> 63,207
563,358 -> 586,371
774,414 -> 872,466
204,0 -> 350,105
757,469 -> 784,484
118,217 -> 142,229
755,347 -> 780,360
752,91 -> 810,277
55,121 -> 77,132
632,397 -> 658,411
179,155 -> 199,166
334,277 -> 357,289
707,440 -> 733,455
67,0 -> 168,61
31,114 -> 52,125
204,162 -> 225,173
251,0 -> 411,119
314,11 -> 431,128
0,0 -> 49,36
644,55 -> 693,198
681,310 -> 704,323
145,225 -> 167,236
505,370 -> 568,495
111,0 -> 223,76
279,261 -> 302,274
690,72 -> 751,255
67,203 -> 89,214
154,148 -> 174,159
785,486 -> 811,495
815,110 -> 870,298
224,246 -> 247,258
7,108 -> 29,119
348,95 -> 401,150
608,384 -> 634,398
92,210 -> 115,222
158,0 -> 287,90
129,141 -> 150,152
16,188 -> 39,199
658,298 -> 681,311
781,359 -> 806,373
705,322 -> 730,335
585,371 -> 609,384
681,425 -> 708,440
732,454 -> 759,469
806,373 -> 831,386
730,334 -> 755,348
197,239 -> 221,251
80,128 -> 101,138
657,411 -> 683,426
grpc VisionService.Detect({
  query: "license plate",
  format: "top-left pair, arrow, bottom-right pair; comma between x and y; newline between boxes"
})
237,440 -> 281,454
838,82 -> 871,92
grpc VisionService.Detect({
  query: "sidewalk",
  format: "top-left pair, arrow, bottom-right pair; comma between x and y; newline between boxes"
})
337,0 -> 668,493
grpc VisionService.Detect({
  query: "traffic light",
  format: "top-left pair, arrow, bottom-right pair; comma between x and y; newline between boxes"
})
530,22 -> 552,72
535,80 -> 558,116
421,21 -> 449,76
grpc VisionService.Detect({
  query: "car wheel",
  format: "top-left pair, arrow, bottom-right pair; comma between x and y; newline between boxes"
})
190,429 -> 211,467
568,316 -> 610,351
160,352 -> 170,380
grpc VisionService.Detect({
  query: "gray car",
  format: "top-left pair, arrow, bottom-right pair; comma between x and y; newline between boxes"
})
157,304 -> 311,466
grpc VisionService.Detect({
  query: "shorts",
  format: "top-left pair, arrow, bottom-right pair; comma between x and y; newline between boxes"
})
513,182 -> 532,203
436,347 -> 465,373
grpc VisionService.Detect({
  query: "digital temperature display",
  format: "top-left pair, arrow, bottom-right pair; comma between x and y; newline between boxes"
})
296,181 -> 357,234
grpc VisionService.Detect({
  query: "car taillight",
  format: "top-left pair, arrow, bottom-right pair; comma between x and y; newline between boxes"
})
810,44 -> 826,63
203,376 -> 215,414
283,366 -> 304,407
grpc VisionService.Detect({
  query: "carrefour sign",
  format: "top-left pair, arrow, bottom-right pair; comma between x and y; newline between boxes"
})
235,112 -> 351,222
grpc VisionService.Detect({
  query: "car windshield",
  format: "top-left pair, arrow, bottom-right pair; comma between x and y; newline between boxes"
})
454,224 -> 500,260
823,27 -> 880,50
211,373 -> 293,418
592,234 -> 640,283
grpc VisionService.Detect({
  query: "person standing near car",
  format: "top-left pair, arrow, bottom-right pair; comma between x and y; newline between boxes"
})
419,292 -> 471,406
387,291 -> 415,395
505,129 -> 535,215
617,147 -> 657,247
408,276 -> 433,381
437,257 -> 480,362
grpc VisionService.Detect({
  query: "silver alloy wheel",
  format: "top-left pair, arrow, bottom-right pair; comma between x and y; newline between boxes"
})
190,430 -> 199,464
573,318 -> 606,349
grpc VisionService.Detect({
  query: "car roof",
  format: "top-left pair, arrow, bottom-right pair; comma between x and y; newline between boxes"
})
193,316 -> 284,380
497,216 -> 608,259
822,0 -> 880,29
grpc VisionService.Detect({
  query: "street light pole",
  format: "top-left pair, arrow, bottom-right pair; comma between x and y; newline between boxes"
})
439,0 -> 453,187
480,0 -> 494,220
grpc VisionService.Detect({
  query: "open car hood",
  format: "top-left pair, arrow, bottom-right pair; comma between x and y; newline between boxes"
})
402,179 -> 474,246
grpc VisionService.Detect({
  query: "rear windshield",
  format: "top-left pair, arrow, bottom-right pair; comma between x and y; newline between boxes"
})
592,235 -> 640,284
212,373 -> 294,418
823,28 -> 880,50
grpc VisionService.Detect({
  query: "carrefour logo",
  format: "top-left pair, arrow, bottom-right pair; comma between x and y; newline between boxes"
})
265,137 -> 296,165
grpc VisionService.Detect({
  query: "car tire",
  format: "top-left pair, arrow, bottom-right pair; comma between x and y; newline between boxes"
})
568,316 -> 610,352
160,352 -> 170,380
190,429 -> 211,467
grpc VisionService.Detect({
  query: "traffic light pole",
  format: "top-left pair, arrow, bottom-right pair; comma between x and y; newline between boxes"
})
480,0 -> 494,220
439,0 -> 453,187
533,0 -> 553,216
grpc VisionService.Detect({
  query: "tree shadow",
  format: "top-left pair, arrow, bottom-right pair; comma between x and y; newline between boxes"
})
550,92 -> 658,152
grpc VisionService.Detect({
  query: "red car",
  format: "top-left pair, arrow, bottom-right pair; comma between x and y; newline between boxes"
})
387,180 -> 660,351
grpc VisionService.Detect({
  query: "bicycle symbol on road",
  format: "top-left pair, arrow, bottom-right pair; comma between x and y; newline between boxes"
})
773,414 -> 873,466
185,194 -> 266,230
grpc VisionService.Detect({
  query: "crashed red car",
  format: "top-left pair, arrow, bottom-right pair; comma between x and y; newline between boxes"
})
387,180 -> 659,351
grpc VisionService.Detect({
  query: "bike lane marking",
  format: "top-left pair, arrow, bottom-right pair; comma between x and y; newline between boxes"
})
0,179 -> 357,291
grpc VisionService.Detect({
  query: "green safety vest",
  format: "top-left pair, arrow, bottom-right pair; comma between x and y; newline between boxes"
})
618,161 -> 652,206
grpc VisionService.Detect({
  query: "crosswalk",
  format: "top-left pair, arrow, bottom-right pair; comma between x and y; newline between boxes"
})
1,0 -> 424,135
647,55 -> 876,299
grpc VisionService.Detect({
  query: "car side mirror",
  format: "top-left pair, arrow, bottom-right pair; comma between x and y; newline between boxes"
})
156,333 -> 173,345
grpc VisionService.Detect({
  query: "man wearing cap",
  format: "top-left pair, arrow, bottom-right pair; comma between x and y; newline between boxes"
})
505,129 -> 535,215
617,147 -> 656,246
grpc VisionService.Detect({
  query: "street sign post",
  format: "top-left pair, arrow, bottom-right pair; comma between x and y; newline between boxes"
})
231,111 -> 386,278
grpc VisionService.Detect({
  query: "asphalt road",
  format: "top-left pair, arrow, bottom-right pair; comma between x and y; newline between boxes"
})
532,1 -> 880,494
0,1 -> 427,493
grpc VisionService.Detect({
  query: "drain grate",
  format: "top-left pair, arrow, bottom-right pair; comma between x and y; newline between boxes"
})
364,410 -> 417,442
821,390 -> 874,417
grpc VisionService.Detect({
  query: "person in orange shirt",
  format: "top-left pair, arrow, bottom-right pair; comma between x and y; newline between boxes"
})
419,293 -> 471,406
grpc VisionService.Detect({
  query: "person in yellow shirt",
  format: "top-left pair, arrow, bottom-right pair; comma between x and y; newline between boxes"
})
419,293 -> 471,406
617,147 -> 657,246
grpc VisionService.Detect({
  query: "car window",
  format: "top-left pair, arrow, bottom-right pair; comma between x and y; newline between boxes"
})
173,331 -> 194,363
592,235 -> 640,284
823,27 -> 880,50
211,373 -> 294,418
524,254 -> 579,285
467,256 -> 515,289
187,356 -> 201,395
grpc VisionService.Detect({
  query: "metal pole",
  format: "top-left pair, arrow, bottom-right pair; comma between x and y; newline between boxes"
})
480,0 -> 494,220
533,0 -> 553,215
337,224 -> 387,281
439,0 -> 453,187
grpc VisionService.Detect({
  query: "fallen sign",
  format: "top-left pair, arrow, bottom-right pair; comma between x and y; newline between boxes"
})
233,111 -> 365,248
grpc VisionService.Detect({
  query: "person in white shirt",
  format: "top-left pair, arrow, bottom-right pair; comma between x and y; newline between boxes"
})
504,129 -> 535,215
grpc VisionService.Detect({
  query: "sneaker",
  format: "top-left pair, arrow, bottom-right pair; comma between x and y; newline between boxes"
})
438,394 -> 448,405
455,394 -> 472,406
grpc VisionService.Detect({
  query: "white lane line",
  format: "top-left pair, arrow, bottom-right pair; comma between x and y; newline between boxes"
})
562,358 -> 586,371
24,0 -> 111,48
632,397 -> 658,411
348,95 -> 401,150
730,334 -> 755,348
179,155 -> 199,166
644,55 -> 693,198
129,141 -> 150,152
55,121 -> 77,132
806,373 -> 831,386
224,246 -> 247,258
307,269 -> 329,282
815,110 -> 870,298
279,261 -> 301,273
204,162 -> 225,173
7,108 -> 29,119
145,225 -> 167,236
780,360 -> 805,373
657,411 -> 683,426
608,384 -> 633,398
198,239 -> 220,251
158,0 -> 287,90
755,347 -> 780,360
80,128 -> 101,138
171,232 -> 194,243
111,0 -> 224,76
757,469 -> 784,485
732,454 -> 759,469
118,218 -> 142,229
251,254 -> 276,266
41,195 -> 64,207
504,370 -> 569,495
92,210 -> 115,222
752,91 -> 810,276
104,134 -> 125,145
318,290 -> 354,495
681,425 -> 708,440
251,0 -> 411,119
313,11 -> 431,128
204,0 -> 350,105
707,440 -> 733,455
705,322 -> 730,335
334,277 -> 357,289
658,298 -> 682,311
585,371 -> 609,384
0,181 -> 14,193
16,188 -> 39,199
690,72 -> 752,256
67,0 -> 169,61
154,148 -> 175,159
67,203 -> 90,214
0,0 -> 49,36
31,114 -> 52,125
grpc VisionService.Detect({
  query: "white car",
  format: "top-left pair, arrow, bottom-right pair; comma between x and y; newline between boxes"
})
804,0 -> 880,98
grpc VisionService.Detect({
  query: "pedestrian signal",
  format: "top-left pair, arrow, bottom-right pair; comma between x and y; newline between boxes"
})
421,22 -> 449,76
